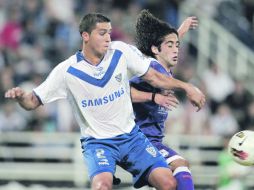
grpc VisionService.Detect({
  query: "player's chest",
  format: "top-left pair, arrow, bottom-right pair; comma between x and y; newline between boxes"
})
66,62 -> 128,97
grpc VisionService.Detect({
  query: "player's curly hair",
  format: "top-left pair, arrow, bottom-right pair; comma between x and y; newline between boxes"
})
135,10 -> 178,58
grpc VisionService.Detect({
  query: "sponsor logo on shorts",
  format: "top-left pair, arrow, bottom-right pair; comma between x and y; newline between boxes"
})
159,149 -> 169,157
98,158 -> 110,165
146,145 -> 157,157
96,149 -> 110,165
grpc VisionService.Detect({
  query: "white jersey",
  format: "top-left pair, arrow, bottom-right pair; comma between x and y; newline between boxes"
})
33,41 -> 150,139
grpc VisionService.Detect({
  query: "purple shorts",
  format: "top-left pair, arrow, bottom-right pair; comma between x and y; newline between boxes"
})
151,141 -> 185,165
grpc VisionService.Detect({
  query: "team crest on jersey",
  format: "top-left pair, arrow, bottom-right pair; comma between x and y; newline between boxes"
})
96,66 -> 103,71
146,145 -> 157,157
115,73 -> 122,82
93,67 -> 105,77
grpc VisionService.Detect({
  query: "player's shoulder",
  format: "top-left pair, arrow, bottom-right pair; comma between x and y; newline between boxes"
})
149,58 -> 160,67
109,41 -> 140,54
68,52 -> 81,65
149,58 -> 169,74
109,41 -> 129,54
53,53 -> 76,72
149,57 -> 158,62
110,41 -> 128,50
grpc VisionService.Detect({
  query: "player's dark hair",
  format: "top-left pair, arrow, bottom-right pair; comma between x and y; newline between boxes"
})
79,13 -> 110,35
135,10 -> 178,58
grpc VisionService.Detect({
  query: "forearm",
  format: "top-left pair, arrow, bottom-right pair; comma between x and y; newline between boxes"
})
155,75 -> 190,92
177,28 -> 185,39
177,16 -> 198,39
130,87 -> 152,103
142,68 -> 205,111
142,68 -> 190,93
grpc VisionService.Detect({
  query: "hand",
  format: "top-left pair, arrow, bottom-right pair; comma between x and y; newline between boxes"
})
5,87 -> 40,110
5,87 -> 25,101
186,84 -> 206,112
154,93 -> 179,111
178,16 -> 198,38
186,16 -> 198,30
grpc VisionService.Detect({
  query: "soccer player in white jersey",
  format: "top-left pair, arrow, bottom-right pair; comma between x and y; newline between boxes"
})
5,13 -> 205,190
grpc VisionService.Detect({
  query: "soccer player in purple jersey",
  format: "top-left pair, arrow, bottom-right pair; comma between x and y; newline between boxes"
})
130,10 -> 199,190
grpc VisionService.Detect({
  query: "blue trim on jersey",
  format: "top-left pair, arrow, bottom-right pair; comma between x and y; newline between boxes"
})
76,51 -> 84,63
76,51 -> 105,66
67,50 -> 122,87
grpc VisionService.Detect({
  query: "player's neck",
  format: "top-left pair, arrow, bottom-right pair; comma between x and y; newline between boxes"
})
82,48 -> 103,66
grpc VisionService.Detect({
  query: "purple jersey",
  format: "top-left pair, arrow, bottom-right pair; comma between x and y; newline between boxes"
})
130,60 -> 172,142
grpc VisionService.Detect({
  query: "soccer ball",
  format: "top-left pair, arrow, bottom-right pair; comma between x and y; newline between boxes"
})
228,130 -> 254,166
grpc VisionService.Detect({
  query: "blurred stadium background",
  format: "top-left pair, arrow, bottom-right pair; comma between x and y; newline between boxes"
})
0,0 -> 254,190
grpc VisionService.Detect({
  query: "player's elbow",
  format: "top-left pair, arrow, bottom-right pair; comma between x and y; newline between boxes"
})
148,79 -> 162,88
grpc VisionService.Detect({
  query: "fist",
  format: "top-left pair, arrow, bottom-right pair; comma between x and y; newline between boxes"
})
5,87 -> 25,100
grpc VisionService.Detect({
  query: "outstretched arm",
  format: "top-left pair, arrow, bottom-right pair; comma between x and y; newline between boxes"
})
130,87 -> 179,110
177,16 -> 198,39
5,87 -> 41,110
142,67 -> 206,111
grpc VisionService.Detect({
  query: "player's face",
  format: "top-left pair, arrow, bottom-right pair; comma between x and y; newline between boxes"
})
86,22 -> 112,57
156,33 -> 179,68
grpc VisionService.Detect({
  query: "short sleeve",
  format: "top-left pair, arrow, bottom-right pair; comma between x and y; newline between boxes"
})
112,41 -> 151,78
33,61 -> 68,104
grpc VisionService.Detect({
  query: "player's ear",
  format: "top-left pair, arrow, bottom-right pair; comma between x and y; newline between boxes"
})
81,32 -> 89,42
151,45 -> 159,55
